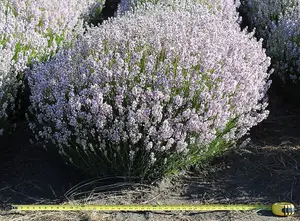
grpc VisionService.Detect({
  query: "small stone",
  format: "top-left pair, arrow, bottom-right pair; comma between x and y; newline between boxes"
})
145,211 -> 154,220
89,211 -> 111,221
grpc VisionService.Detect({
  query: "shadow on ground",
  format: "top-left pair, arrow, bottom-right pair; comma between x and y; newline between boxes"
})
0,121 -> 92,204
0,121 -> 141,205
251,91 -> 300,147
183,143 -> 300,206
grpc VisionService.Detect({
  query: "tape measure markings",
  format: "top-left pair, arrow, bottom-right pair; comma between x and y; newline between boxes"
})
12,204 -> 272,211
7,202 -> 295,217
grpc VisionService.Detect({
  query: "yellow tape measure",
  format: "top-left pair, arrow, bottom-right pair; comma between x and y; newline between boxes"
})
10,202 -> 295,217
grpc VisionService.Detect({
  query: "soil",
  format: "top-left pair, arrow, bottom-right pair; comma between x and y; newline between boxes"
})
0,121 -> 90,205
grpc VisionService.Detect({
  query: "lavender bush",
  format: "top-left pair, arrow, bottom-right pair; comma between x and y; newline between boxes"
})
239,0 -> 300,83
118,0 -> 241,23
0,0 -> 104,135
28,0 -> 272,181
238,0 -> 298,44
267,8 -> 300,83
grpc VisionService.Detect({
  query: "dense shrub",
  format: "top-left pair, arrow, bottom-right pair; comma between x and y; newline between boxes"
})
239,0 -> 300,85
238,0 -> 297,43
28,0 -> 272,181
267,7 -> 300,83
119,0 -> 241,23
0,0 -> 104,135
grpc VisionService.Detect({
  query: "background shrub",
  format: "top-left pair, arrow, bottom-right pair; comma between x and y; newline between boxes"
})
0,0 -> 104,135
118,0 -> 241,23
239,0 -> 300,103
28,0 -> 272,182
238,0 -> 297,44
267,6 -> 300,84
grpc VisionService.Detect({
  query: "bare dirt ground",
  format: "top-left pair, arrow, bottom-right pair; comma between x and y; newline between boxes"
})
1,93 -> 300,221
